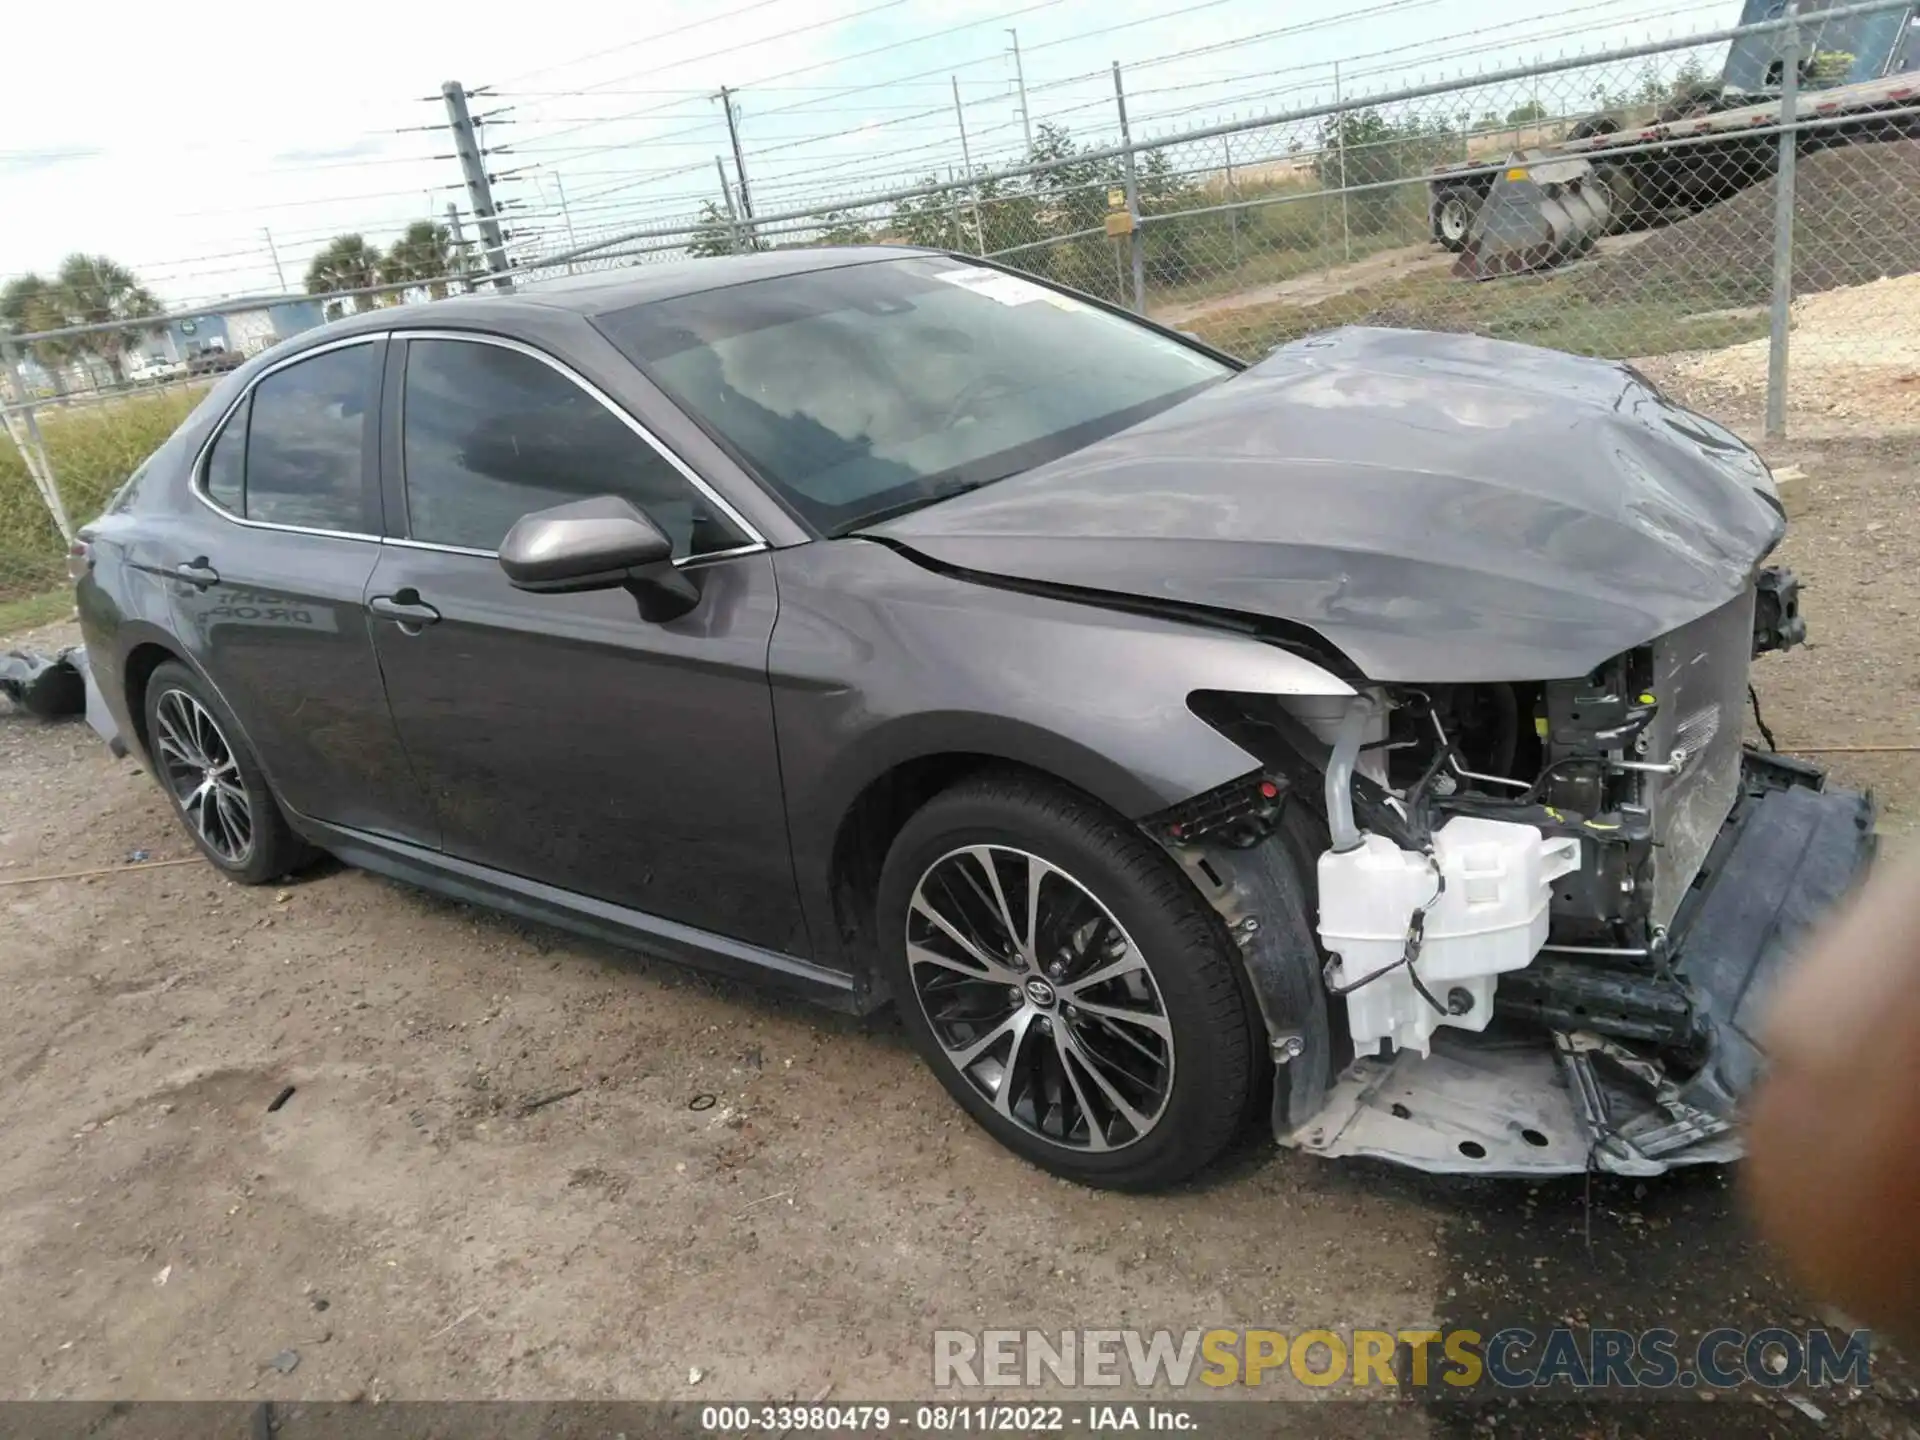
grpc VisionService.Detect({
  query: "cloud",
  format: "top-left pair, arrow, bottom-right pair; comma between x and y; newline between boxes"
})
0,145 -> 105,175
270,138 -> 392,166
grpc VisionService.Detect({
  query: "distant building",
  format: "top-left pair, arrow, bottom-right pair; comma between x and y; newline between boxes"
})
15,292 -> 335,399
146,296 -> 329,367
216,298 -> 327,356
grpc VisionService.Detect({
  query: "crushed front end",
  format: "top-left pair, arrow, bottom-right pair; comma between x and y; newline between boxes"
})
1192,569 -> 1874,1177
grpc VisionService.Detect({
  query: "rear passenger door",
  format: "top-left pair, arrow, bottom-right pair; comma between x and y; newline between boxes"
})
168,338 -> 439,846
363,332 -> 808,957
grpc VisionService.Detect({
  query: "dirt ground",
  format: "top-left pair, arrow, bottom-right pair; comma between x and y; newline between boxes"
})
1152,232 -> 1658,333
0,411 -> 1915,1434
1151,243 -> 1454,328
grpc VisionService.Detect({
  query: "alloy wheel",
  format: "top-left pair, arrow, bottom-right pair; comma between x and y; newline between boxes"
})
905,845 -> 1174,1152
153,688 -> 254,865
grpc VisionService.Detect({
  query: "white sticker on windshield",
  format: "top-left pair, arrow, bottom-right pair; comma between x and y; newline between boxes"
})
933,267 -> 1084,310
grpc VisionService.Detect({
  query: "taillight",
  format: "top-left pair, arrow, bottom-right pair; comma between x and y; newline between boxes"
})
66,538 -> 92,583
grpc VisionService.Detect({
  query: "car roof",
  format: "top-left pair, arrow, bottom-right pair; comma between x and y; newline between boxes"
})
518,245 -> 943,313
307,244 -> 947,347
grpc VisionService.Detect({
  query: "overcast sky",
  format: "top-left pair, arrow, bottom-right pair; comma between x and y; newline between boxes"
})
2,0 -> 1737,309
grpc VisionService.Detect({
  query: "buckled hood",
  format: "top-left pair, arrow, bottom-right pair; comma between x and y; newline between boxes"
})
870,327 -> 1785,681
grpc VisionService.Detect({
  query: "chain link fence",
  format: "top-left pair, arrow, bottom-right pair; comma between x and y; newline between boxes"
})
5,1 -> 1917,635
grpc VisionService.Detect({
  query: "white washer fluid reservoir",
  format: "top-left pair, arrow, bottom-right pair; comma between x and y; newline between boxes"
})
1317,817 -> 1583,1057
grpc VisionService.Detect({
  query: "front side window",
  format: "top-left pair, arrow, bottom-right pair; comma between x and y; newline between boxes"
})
243,344 -> 376,532
595,256 -> 1231,535
399,337 -> 745,558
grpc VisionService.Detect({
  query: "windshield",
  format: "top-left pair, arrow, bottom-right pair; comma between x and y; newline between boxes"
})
595,256 -> 1232,535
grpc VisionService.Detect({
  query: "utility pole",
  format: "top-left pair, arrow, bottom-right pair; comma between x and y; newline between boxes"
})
717,86 -> 756,248
262,227 -> 287,292
951,76 -> 987,254
1766,1 -> 1801,438
442,80 -> 513,291
715,156 -> 746,253
552,173 -> 579,273
1112,62 -> 1146,314
1007,28 -> 1034,156
446,203 -> 475,293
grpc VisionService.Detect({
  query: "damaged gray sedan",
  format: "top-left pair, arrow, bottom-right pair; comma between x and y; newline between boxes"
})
73,248 -> 1873,1190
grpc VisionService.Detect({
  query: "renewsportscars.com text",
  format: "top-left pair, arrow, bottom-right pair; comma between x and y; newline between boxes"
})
933,1327 -> 1873,1391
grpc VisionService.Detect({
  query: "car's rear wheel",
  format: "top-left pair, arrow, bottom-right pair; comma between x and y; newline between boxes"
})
876,771 -> 1255,1191
143,660 -> 312,885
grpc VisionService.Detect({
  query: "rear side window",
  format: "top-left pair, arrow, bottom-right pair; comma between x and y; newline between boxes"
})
243,345 -> 376,532
399,337 -> 745,558
202,394 -> 248,514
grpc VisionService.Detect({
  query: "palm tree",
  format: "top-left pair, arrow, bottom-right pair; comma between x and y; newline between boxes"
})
305,235 -> 385,319
52,254 -> 162,386
0,273 -> 75,396
384,221 -> 455,299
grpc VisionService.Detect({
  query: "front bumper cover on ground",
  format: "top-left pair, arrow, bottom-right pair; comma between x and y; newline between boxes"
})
1281,751 -> 1876,1176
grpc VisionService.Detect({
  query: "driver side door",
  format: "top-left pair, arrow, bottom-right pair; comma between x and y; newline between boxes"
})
362,331 -> 810,958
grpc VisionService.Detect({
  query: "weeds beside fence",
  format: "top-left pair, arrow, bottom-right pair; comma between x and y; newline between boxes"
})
6,0 -> 1919,634
0,387 -> 204,629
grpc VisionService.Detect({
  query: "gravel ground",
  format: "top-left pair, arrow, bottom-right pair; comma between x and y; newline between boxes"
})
0,414 -> 1914,1434
1645,272 -> 1920,426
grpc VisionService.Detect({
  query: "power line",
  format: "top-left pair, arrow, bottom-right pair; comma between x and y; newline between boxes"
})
177,183 -> 463,217
502,0 -> 1294,208
499,0 -> 1064,193
504,0 -> 925,149
520,0 -> 1728,238
492,0 -> 799,91
747,0 -> 1710,177
58,0 -> 1734,301
522,101 -> 978,120
546,0 -> 1086,206
494,80 -> 1020,95
585,0 -> 1705,194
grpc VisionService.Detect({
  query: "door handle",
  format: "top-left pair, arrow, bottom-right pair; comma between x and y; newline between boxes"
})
173,560 -> 220,590
369,593 -> 441,628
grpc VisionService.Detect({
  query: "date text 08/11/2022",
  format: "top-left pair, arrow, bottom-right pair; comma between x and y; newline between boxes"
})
700,1404 -> 1196,1432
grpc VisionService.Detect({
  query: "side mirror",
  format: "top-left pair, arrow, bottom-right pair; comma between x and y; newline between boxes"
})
499,495 -> 698,619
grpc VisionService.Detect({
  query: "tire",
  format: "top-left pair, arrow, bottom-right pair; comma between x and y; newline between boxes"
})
142,660 -> 314,885
1432,188 -> 1476,252
876,770 -> 1256,1191
1589,162 -> 1642,235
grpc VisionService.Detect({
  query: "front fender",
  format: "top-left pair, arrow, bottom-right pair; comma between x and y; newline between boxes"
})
769,538 -> 1354,970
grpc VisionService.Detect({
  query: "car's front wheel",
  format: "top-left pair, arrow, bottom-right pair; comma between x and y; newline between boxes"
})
877,771 -> 1257,1191
143,660 -> 313,885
